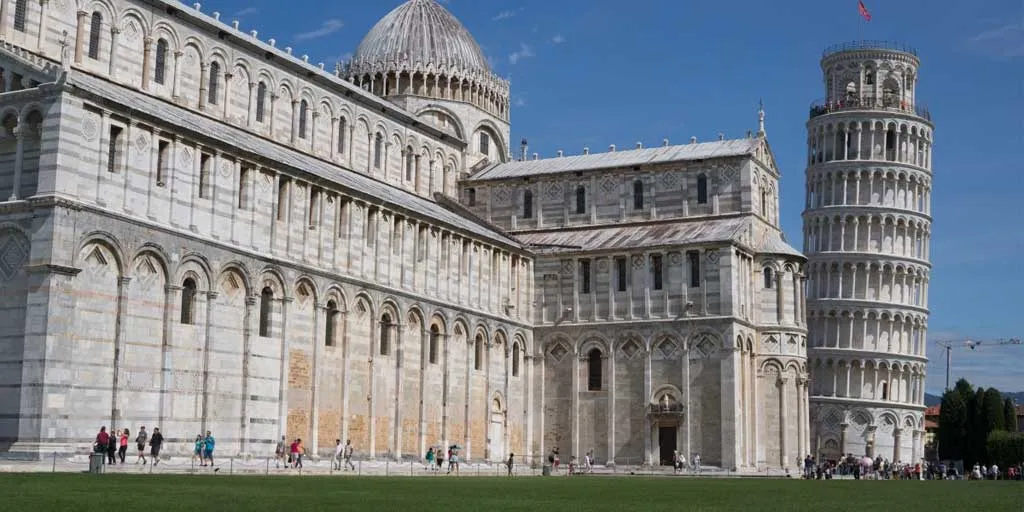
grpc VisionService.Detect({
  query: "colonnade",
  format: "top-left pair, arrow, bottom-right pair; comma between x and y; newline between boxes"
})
808,119 -> 931,169
350,69 -> 508,121
804,260 -> 929,308
809,358 -> 925,405
806,310 -> 927,356
805,168 -> 930,214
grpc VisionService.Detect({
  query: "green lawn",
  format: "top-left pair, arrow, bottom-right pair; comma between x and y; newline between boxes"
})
2,474 -> 1021,511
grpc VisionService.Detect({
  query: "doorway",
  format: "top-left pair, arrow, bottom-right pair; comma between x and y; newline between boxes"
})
658,426 -> 677,466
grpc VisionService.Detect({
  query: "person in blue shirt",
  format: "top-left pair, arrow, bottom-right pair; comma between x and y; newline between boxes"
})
194,435 -> 205,466
203,431 -> 215,467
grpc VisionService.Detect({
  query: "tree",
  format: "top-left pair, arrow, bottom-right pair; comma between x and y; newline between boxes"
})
938,389 -> 967,460
953,378 -> 973,401
966,388 -> 986,466
983,387 -> 1005,433
1003,398 -> 1018,433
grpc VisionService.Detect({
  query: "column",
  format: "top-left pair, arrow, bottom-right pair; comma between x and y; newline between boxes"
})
107,27 -> 120,78
643,345 -> 652,465
340,312 -> 352,445
240,294 -> 256,454
570,348 -> 580,460
36,0 -> 49,52
73,10 -> 87,64
290,100 -> 299,144
775,272 -> 784,324
778,376 -> 789,468
839,423 -> 848,455
171,51 -> 182,98
222,72 -> 232,120
188,143 -> 201,231
108,277 -> 131,428
141,37 -> 153,89
8,125 -> 25,200
309,302 -> 323,455
393,320 -> 404,459
893,427 -> 902,462
246,82 -> 256,127
0,0 -> 8,39
607,346 -> 616,464
796,378 -> 805,461
276,297 -> 293,443
200,291 -> 217,433
310,111 -> 320,152
198,63 -> 209,109
417,327 -> 428,460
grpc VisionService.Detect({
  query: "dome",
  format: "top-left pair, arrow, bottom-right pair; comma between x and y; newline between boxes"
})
350,0 -> 491,75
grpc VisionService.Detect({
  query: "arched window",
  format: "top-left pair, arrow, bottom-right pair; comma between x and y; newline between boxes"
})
479,132 -> 490,155
255,82 -> 267,123
587,348 -> 602,391
13,0 -> 28,32
154,39 -> 168,85
575,185 -> 586,214
633,179 -> 644,210
761,189 -> 768,217
522,189 -> 533,219
697,174 -> 708,204
208,62 -> 220,105
337,118 -> 347,153
512,342 -> 521,377
180,278 -> 197,324
325,300 -> 339,347
88,12 -> 102,60
373,133 -> 383,169
405,146 -> 414,181
880,381 -> 889,400
764,267 -> 773,289
474,335 -> 484,371
429,325 -> 440,364
379,313 -> 392,355
298,100 -> 309,139
259,287 -> 273,337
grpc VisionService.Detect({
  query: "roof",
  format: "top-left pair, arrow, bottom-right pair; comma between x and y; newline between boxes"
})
515,216 -> 750,254
64,71 -> 522,250
757,229 -> 804,258
351,0 -> 490,75
467,138 -> 760,181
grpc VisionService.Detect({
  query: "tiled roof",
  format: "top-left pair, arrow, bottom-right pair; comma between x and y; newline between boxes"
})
515,216 -> 750,253
467,138 -> 760,181
65,71 -> 523,250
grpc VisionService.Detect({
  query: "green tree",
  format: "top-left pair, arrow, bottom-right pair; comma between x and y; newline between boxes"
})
938,389 -> 967,460
1003,398 -> 1017,433
983,387 -> 1005,433
953,378 -> 973,401
966,388 -> 986,465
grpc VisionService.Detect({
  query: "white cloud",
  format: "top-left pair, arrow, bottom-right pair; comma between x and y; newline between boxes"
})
968,21 -> 1024,58
493,10 -> 517,21
514,96 -> 527,107
294,19 -> 344,42
552,34 -> 565,44
233,7 -> 259,18
508,43 -> 535,65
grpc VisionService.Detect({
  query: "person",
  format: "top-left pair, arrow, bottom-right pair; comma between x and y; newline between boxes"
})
334,439 -> 344,471
135,426 -> 148,464
276,436 -> 287,469
435,446 -> 444,472
693,453 -> 701,473
106,430 -> 117,465
673,450 -> 681,474
94,427 -> 110,459
118,429 -> 129,464
506,453 -> 514,476
193,435 -> 205,466
425,447 -> 435,471
203,431 -> 215,467
149,427 -> 164,466
293,438 -> 305,469
553,447 -> 561,472
568,455 -> 577,476
343,439 -> 355,471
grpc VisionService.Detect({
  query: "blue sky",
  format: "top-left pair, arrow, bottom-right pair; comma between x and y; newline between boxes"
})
210,0 -> 1024,394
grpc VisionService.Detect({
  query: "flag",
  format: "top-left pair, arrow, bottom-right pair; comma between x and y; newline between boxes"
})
858,0 -> 872,21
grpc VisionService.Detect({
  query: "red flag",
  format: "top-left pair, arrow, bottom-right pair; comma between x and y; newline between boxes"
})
858,0 -> 872,21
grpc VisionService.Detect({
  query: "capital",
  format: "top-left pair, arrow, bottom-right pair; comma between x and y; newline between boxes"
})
77,10 -> 88,18
143,37 -> 154,47
117,276 -> 132,286
245,296 -> 258,306
110,27 -> 121,35
206,291 -> 219,300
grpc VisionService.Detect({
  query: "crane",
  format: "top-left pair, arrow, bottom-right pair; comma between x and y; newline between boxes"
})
934,337 -> 1022,391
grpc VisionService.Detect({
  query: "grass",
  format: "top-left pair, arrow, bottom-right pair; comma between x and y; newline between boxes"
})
2,473 -> 1021,511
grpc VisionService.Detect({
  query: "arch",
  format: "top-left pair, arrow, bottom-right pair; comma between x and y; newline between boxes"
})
76,232 -> 127,274
697,173 -> 708,204
298,99 -> 309,139
415,105 -> 466,139
587,347 -> 603,391
511,335 -> 524,377
87,11 -> 104,60
208,61 -> 221,105
174,253 -> 213,292
180,277 -> 198,324
650,384 -> 683,404
259,285 -> 274,337
379,308 -> 396,356
490,391 -> 506,413
471,119 -> 507,162
473,331 -> 485,370
293,275 -> 320,307
324,298 -> 341,347
252,266 -> 284,297
759,358 -> 785,374
322,284 -> 348,313
154,38 -> 169,85
578,334 -> 610,356
150,21 -> 180,51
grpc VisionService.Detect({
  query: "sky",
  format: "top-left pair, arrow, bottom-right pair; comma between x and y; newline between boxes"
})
207,0 -> 1024,395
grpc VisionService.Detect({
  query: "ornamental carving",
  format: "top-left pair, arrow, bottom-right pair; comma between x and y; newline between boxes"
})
0,230 -> 30,284
493,185 -> 511,205
619,338 -> 641,360
669,252 -> 682,265
122,20 -> 140,43
600,177 -> 617,195
179,147 -> 193,167
545,182 -> 562,201
560,259 -> 574,276
660,171 -> 678,189
705,249 -> 719,263
597,259 -> 609,272
631,255 -> 645,270
220,161 -> 233,177
81,117 -> 98,142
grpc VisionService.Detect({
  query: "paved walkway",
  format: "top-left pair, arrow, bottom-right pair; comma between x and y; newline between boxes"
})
0,454 -> 794,478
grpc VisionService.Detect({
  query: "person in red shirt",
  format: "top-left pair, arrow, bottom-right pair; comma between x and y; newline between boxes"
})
118,429 -> 129,464
94,427 -> 110,454
289,439 -> 300,469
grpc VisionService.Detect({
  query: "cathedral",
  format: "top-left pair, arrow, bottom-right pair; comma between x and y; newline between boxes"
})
0,0 -> 809,469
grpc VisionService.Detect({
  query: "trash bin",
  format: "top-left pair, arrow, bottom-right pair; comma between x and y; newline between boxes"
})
542,465 -> 551,476
89,453 -> 104,474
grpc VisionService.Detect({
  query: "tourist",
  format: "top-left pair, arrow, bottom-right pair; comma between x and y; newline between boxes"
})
203,431 -> 215,467
94,427 -> 109,458
553,447 -> 561,472
343,439 -> 355,471
507,453 -> 514,476
118,429 -> 129,464
334,439 -> 344,471
193,435 -> 205,466
585,450 -> 594,473
135,426 -> 148,464
275,436 -> 287,469
693,453 -> 702,473
106,430 -> 117,465
294,438 -> 305,469
435,445 -> 444,472
149,427 -> 164,466
425,446 -> 435,471
568,455 -> 577,476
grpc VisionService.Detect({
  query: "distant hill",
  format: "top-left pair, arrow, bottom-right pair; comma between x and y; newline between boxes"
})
923,391 -> 1024,407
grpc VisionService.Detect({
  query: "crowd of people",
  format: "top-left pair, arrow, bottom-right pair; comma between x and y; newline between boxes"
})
93,426 -> 215,467
802,453 -> 1024,481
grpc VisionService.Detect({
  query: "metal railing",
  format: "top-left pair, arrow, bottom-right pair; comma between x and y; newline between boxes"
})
822,41 -> 918,58
809,96 -> 931,121
648,403 -> 686,415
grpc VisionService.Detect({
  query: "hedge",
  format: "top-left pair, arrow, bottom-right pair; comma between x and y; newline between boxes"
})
985,431 -> 1024,469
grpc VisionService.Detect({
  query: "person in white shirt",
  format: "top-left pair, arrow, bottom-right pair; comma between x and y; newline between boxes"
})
333,439 -> 344,471
693,453 -> 701,473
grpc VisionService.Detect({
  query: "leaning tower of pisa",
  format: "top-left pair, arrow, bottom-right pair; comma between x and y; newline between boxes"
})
802,41 -> 933,464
